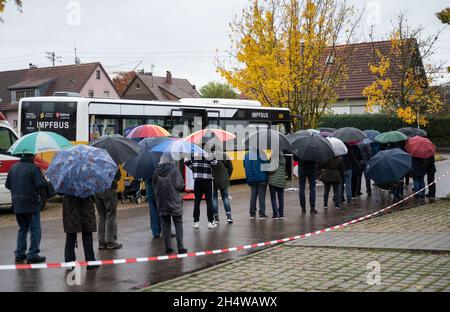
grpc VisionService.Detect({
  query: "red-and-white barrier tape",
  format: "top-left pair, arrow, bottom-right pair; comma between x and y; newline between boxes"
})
1,169 -> 449,271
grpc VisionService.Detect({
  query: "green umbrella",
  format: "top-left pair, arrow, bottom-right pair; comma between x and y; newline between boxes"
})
374,131 -> 408,144
8,131 -> 72,155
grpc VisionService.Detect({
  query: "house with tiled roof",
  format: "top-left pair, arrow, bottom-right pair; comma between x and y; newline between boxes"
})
0,62 -> 119,130
122,71 -> 200,101
329,40 -> 423,114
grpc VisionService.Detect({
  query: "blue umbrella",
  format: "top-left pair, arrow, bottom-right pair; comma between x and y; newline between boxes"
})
123,137 -> 173,179
363,130 -> 380,141
150,139 -> 205,156
366,148 -> 411,184
46,145 -> 118,198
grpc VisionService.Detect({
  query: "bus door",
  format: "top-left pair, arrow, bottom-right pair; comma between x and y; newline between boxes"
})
170,108 -> 207,137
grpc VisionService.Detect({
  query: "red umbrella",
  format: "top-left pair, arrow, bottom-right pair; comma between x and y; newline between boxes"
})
183,129 -> 236,144
405,136 -> 436,159
126,125 -> 170,139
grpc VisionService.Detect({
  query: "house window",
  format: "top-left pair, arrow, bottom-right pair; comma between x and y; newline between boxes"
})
88,90 -> 94,98
325,54 -> 335,65
14,89 -> 35,102
136,83 -> 140,89
96,70 -> 101,79
104,90 -> 110,98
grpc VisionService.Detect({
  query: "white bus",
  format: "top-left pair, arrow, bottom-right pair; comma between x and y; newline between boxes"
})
18,96 -> 291,182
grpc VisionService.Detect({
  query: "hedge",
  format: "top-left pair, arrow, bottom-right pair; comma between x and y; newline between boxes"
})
317,114 -> 450,147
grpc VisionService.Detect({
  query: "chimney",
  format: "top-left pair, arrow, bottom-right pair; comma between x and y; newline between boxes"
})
192,84 -> 196,90
166,71 -> 172,84
29,63 -> 38,69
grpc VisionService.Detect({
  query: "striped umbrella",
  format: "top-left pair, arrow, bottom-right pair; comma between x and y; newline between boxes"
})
126,125 -> 170,139
8,131 -> 72,155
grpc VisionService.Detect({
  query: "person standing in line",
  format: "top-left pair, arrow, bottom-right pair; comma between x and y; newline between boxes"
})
244,149 -> 269,219
94,169 -> 122,250
350,144 -> 362,198
358,142 -> 373,196
63,195 -> 98,270
268,154 -> 287,219
321,156 -> 344,210
411,156 -> 427,199
425,155 -> 436,201
211,148 -> 234,224
298,160 -> 318,214
145,177 -> 161,239
152,153 -> 187,254
6,153 -> 47,264
342,145 -> 356,206
185,148 -> 218,229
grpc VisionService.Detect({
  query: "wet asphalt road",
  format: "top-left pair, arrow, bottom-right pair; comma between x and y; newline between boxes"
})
0,156 -> 449,292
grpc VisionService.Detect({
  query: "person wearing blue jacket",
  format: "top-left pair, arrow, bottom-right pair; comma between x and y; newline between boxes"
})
244,150 -> 269,219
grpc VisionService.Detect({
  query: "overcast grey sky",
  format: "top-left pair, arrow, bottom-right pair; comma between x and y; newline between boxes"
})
0,0 -> 449,88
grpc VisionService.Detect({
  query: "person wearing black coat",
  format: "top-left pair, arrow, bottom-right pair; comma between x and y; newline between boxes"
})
5,153 -> 47,264
350,145 -> 362,197
63,195 -> 97,269
411,157 -> 427,199
321,156 -> 344,210
425,156 -> 436,200
152,153 -> 187,254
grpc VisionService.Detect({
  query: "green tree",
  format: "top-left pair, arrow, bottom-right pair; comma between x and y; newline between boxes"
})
0,0 -> 22,22
436,7 -> 450,24
200,81 -> 237,99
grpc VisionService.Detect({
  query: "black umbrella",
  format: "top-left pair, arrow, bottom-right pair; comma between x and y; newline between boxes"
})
286,130 -> 315,142
88,134 -> 140,164
317,127 -> 337,133
290,133 -> 335,162
366,148 -> 412,184
397,127 -> 427,137
331,127 -> 367,143
245,129 -> 292,153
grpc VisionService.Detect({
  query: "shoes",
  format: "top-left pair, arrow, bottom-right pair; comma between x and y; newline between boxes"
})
106,242 -> 123,250
192,222 -> 200,229
259,214 -> 268,219
208,222 -> 218,229
335,206 -> 340,210
98,242 -> 107,250
165,248 -> 174,254
15,255 -> 26,263
323,205 -> 328,209
227,217 -> 234,224
27,255 -> 46,264
367,192 -> 372,197
279,216 -> 284,220
171,233 -> 176,237
310,209 -> 319,214
301,208 -> 306,214
272,216 -> 279,220
87,265 -> 100,271
249,215 -> 256,219
178,248 -> 188,254
153,235 -> 161,239
213,213 -> 220,224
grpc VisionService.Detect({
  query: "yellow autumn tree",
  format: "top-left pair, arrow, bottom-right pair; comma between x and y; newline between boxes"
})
217,0 -> 361,130
363,13 -> 443,127
0,0 -> 22,22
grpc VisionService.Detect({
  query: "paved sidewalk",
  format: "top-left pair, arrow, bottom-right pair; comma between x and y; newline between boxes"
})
143,200 -> 450,292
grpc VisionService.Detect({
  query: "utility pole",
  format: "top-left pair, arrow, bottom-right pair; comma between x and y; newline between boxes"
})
46,51 -> 62,66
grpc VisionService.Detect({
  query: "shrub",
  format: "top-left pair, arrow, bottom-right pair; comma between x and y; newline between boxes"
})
317,114 -> 450,147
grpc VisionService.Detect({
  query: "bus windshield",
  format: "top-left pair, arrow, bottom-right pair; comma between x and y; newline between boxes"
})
21,101 -> 77,140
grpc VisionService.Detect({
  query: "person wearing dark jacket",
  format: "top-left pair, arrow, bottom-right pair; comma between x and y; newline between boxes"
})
321,156 -> 344,210
244,150 -> 269,219
185,151 -> 218,229
63,195 -> 97,269
94,169 -> 122,250
298,160 -> 318,214
358,142 -> 373,196
152,153 -> 187,254
411,156 -> 427,199
268,154 -> 286,219
425,156 -> 436,200
211,151 -> 234,224
5,153 -> 47,264
350,145 -> 362,197
342,145 -> 356,206
145,178 -> 161,238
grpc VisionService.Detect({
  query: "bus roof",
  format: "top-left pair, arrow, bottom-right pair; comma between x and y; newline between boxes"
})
19,96 -> 290,111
